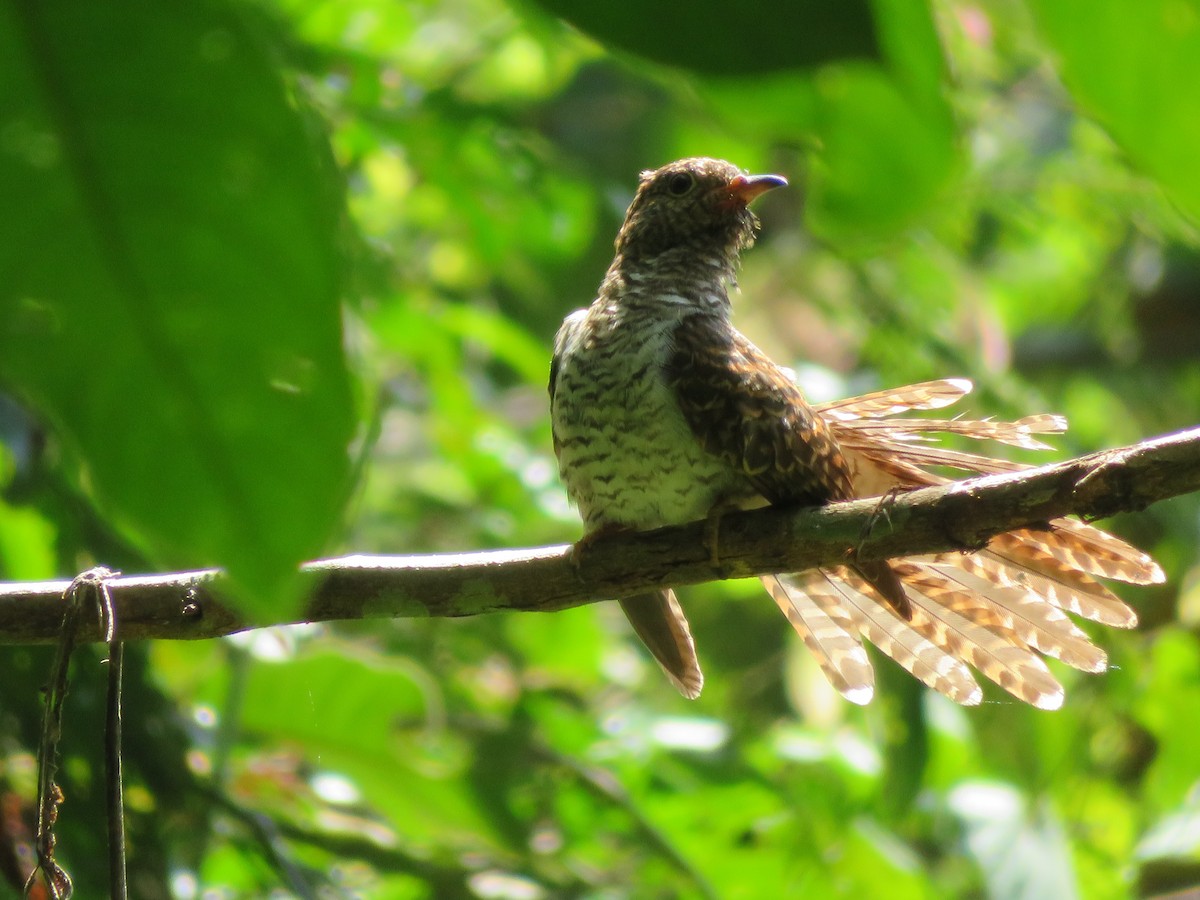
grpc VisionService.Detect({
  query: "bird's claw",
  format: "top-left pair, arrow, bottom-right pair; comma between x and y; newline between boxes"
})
570,523 -> 632,581
702,501 -> 739,572
855,487 -> 911,558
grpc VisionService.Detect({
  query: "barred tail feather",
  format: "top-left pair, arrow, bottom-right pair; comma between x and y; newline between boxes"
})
975,546 -> 1139,628
918,556 -> 1107,672
1019,519 -> 1165,585
759,378 -> 1159,709
816,379 -> 973,420
761,574 -> 875,704
863,565 -> 1066,710
618,590 -> 704,699
794,568 -> 983,705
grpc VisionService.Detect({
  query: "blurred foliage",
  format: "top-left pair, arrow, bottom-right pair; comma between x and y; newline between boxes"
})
1,0 -> 1199,897
0,0 -> 356,620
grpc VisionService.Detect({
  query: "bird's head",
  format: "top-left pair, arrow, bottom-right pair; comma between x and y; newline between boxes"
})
613,158 -> 788,265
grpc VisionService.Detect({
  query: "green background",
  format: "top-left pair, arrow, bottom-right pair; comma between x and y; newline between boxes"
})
1,0 -> 1199,896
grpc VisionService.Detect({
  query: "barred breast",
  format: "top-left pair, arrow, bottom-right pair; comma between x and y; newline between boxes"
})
550,301 -> 742,532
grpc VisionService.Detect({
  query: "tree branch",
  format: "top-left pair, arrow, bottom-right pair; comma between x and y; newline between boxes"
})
2,426 -> 1198,645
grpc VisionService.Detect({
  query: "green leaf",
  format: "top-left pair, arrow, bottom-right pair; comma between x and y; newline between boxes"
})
1137,630 -> 1200,811
528,0 -> 880,74
701,0 -> 960,241
804,0 -> 959,240
1030,0 -> 1200,223
0,465 -> 56,581
0,0 -> 355,617
803,63 -> 958,240
238,648 -> 505,847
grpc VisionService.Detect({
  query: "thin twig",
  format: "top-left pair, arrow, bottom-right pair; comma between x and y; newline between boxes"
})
195,787 -> 318,899
528,742 -> 718,900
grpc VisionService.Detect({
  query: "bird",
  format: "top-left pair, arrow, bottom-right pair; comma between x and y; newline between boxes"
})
548,157 -> 1163,709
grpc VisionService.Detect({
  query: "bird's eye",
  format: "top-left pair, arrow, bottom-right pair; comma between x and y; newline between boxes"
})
667,172 -> 694,195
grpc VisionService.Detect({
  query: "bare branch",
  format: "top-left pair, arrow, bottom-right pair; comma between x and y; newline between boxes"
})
2,426 -> 1198,645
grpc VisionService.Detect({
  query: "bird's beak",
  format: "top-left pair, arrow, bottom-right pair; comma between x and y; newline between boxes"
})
726,173 -> 788,207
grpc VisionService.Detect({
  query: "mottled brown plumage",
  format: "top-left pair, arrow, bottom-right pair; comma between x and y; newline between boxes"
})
549,157 -> 1162,708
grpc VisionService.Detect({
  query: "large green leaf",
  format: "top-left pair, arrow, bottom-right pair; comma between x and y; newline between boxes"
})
806,0 -> 959,239
528,0 -> 880,74
0,0 -> 355,617
1031,0 -> 1200,224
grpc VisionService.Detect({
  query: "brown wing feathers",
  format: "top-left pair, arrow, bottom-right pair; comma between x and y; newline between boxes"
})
668,314 -> 913,619
682,363 -> 1160,706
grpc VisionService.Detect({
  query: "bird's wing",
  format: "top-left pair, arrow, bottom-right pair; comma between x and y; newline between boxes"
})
816,378 -> 974,420
807,380 -> 1160,705
667,314 -> 910,617
667,313 -> 853,506
548,308 -> 589,459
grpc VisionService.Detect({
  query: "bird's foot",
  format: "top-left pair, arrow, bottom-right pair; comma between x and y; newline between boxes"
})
569,523 -> 633,580
847,488 -> 915,621
855,486 -> 912,557
702,501 -> 740,571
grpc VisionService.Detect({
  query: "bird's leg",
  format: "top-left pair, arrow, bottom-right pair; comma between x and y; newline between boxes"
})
845,486 -> 916,620
569,523 -> 633,580
855,486 -> 912,557
702,499 -> 742,571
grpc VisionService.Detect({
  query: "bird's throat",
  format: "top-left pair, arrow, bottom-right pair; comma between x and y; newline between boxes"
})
604,250 -> 738,316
